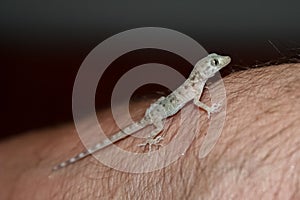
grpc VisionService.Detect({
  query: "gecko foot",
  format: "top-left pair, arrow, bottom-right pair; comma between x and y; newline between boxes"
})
138,136 -> 164,152
207,102 -> 222,118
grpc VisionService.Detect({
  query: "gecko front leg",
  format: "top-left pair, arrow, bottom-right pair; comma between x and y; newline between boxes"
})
193,92 -> 222,118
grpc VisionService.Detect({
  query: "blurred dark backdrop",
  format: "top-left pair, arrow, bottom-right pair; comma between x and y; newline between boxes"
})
1,0 -> 300,139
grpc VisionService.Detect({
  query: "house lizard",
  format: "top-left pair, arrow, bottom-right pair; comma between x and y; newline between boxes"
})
52,53 -> 231,171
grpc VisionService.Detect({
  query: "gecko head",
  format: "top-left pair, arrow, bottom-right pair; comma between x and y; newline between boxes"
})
196,53 -> 231,79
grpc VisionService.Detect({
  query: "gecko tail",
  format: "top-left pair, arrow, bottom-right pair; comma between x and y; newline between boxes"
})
52,138 -> 115,171
52,150 -> 91,171
52,118 -> 150,171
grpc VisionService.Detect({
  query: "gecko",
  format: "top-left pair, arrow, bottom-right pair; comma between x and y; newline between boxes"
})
52,53 -> 231,171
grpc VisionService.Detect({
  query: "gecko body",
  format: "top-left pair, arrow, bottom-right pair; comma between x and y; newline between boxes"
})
53,53 -> 231,171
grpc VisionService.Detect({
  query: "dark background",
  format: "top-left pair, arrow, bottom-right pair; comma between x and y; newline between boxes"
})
1,0 -> 300,139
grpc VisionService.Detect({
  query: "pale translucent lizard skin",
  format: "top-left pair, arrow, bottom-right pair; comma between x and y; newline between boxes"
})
53,53 -> 231,171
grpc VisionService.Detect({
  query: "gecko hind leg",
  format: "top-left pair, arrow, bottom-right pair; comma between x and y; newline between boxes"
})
138,120 -> 164,152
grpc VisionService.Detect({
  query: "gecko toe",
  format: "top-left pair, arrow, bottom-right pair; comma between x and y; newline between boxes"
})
138,136 -> 164,152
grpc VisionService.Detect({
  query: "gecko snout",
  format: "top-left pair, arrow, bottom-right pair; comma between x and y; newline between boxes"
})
223,56 -> 231,65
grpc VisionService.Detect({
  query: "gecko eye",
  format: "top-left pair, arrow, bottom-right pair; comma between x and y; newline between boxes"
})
211,59 -> 219,66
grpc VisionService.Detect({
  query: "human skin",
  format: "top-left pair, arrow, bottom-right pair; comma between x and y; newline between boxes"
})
0,63 -> 299,199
